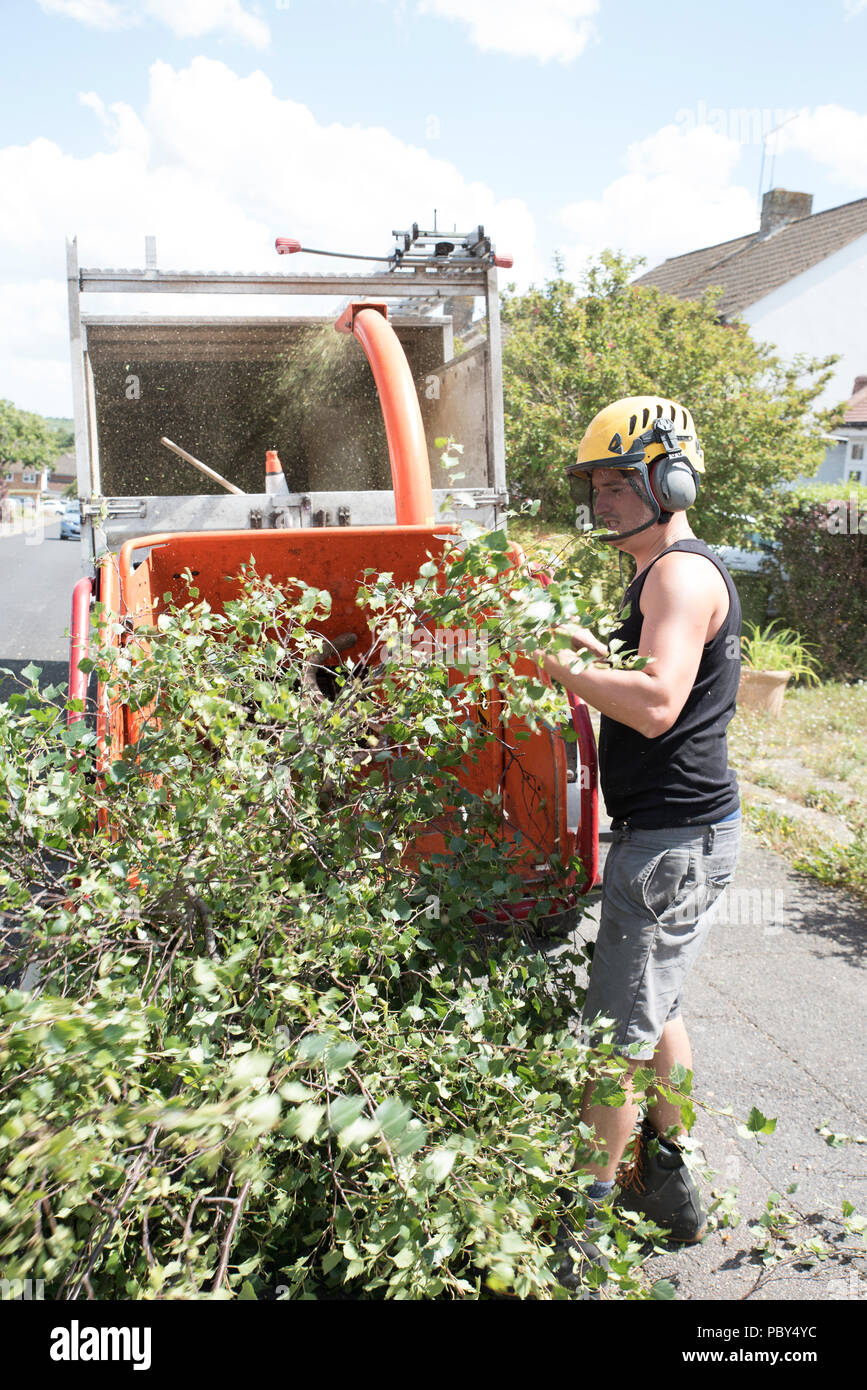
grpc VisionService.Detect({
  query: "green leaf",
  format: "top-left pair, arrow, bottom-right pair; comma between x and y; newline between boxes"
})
421,1147 -> 457,1186
230,1050 -> 273,1081
745,1107 -> 777,1136
650,1278 -> 677,1300
485,530 -> 510,551
373,1098 -> 413,1140
237,1094 -> 280,1132
668,1061 -> 692,1093
328,1095 -> 366,1133
324,1039 -> 360,1071
678,1098 -> 697,1133
294,1034 -> 331,1063
282,1102 -> 325,1141
632,1066 -> 656,1094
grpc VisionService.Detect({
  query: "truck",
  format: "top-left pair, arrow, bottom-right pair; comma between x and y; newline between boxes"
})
65,222 -> 598,922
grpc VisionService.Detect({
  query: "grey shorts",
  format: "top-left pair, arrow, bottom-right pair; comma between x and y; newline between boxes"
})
582,817 -> 741,1059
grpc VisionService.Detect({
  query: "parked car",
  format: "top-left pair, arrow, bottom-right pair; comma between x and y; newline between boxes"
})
711,516 -> 780,575
40,495 -> 66,516
59,504 -> 81,540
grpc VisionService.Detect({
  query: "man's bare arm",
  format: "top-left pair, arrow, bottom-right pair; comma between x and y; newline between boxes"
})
536,553 -> 727,738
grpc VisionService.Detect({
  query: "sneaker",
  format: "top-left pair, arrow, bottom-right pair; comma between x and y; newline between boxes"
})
615,1119 -> 706,1244
552,1200 -> 611,1298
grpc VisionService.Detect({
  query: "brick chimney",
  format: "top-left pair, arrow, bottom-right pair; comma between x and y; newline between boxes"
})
853,376 -> 867,395
760,188 -> 813,235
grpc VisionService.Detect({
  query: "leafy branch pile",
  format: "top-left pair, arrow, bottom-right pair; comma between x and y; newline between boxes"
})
0,530 -> 796,1299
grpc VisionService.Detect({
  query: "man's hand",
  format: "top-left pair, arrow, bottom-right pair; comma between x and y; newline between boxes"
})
532,622 -> 608,682
548,623 -> 609,660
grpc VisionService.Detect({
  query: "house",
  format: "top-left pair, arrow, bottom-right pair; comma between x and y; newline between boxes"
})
1,460 -> 50,501
821,377 -> 867,486
1,451 -> 76,502
44,451 -> 76,496
635,189 -> 867,479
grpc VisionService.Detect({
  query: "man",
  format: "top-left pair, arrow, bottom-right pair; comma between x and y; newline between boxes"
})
534,396 -> 742,1294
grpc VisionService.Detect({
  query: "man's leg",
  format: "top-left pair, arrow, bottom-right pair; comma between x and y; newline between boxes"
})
574,831 -> 694,1184
578,1058 -> 642,1181
579,1016 -> 693,1178
646,1016 -> 692,1137
611,1017 -> 707,1243
555,1062 -> 643,1295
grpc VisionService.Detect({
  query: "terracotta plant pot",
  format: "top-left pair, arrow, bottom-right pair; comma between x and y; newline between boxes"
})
738,668 -> 791,716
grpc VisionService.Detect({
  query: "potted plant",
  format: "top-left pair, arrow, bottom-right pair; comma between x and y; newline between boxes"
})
738,622 -> 820,715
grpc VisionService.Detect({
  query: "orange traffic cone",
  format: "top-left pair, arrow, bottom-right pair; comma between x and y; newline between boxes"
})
265,448 -> 290,496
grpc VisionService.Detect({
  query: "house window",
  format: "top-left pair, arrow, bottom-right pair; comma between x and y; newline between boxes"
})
21,470 -> 37,484
3,471 -> 12,482
849,470 -> 863,484
852,443 -> 864,461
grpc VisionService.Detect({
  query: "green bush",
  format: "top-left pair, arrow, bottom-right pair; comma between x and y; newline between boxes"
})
762,483 -> 867,681
730,571 -> 775,630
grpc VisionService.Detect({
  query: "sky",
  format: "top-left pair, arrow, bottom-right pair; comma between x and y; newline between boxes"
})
2,0 -> 867,416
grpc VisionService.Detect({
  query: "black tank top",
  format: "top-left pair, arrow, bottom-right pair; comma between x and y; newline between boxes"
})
598,538 -> 741,828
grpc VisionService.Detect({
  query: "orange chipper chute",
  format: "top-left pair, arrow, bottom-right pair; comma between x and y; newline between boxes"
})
334,302 -> 434,527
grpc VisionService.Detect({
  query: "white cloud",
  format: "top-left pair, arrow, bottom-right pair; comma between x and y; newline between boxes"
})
416,0 -> 599,62
79,92 -> 152,158
844,0 -> 867,15
36,0 -> 271,47
37,0 -> 126,26
143,0 -> 270,48
0,282 -> 71,411
0,57 -> 540,414
558,121 -> 757,276
776,104 -> 867,189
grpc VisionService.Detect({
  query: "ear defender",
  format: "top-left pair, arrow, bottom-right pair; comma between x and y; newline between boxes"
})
650,457 -> 699,511
647,417 -> 699,512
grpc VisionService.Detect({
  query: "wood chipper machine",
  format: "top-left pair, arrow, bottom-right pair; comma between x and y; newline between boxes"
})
65,224 -> 598,923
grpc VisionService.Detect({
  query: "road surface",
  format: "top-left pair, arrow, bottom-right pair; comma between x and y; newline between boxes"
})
0,515 -> 85,701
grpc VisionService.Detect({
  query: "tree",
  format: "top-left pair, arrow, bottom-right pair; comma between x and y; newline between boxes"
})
0,399 -> 66,473
501,253 -> 840,548
43,417 -> 75,452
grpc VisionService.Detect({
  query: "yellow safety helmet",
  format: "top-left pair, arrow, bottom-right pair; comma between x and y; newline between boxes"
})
566,395 -> 704,540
